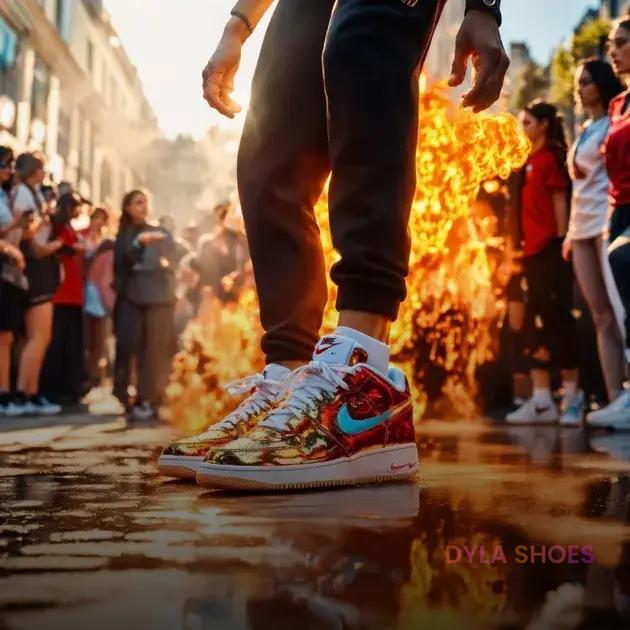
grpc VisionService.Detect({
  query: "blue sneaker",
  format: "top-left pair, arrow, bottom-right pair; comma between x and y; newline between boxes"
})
586,387 -> 630,430
560,391 -> 584,427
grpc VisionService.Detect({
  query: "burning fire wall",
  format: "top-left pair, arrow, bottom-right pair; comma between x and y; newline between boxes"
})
167,84 -> 531,433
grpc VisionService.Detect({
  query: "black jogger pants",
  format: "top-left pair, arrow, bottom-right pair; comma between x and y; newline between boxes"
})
238,0 -> 445,363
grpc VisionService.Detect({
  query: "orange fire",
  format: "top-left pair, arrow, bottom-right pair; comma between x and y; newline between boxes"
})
167,84 -> 530,433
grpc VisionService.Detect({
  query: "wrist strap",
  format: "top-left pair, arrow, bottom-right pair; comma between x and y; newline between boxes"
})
230,9 -> 254,34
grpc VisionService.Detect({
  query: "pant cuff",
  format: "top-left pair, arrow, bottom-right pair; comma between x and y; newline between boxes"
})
336,281 -> 402,321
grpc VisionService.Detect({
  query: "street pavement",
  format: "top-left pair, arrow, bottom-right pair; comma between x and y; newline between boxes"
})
1,411 -> 630,629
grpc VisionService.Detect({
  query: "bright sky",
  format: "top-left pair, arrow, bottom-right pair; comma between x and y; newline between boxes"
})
104,0 -> 598,139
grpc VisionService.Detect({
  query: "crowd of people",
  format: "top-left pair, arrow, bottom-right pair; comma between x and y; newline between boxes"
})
0,147 -> 249,422
504,16 -> 630,429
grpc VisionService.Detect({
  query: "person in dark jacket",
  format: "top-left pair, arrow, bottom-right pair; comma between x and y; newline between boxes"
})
113,190 -> 177,422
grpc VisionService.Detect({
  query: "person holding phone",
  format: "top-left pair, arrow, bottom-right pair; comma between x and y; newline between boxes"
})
5,153 -> 63,417
0,146 -> 26,415
113,190 -> 177,422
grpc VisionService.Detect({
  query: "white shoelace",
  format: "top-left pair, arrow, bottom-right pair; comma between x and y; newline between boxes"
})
217,373 -> 283,429
261,361 -> 357,432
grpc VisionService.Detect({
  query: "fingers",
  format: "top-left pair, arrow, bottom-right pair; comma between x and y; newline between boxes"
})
448,35 -> 469,87
463,46 -> 510,112
202,61 -> 242,118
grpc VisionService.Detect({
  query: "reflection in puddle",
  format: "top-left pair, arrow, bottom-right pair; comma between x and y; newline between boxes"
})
1,420 -> 630,628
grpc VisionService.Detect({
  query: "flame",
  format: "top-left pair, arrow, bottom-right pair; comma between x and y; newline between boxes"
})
167,83 -> 530,432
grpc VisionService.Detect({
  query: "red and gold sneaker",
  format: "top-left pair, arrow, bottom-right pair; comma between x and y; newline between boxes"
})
158,363 -> 290,479
196,334 -> 418,491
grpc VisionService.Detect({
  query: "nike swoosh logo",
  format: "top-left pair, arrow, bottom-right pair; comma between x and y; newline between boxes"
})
314,340 -> 343,355
390,462 -> 415,472
337,399 -> 411,436
535,406 -> 551,414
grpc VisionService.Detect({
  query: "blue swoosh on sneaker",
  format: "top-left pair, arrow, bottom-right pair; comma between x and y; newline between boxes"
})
337,400 -> 411,436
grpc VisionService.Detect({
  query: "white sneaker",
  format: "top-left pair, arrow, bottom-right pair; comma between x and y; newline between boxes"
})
81,387 -> 109,405
506,398 -> 559,424
29,395 -> 61,416
4,394 -> 34,417
560,391 -> 584,427
89,396 -> 126,416
586,388 -> 630,430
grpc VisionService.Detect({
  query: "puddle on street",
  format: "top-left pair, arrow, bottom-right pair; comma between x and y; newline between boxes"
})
1,419 -> 630,629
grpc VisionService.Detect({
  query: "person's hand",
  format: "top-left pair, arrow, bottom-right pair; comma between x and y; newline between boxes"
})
562,237 -> 572,261
1,242 -> 25,270
50,239 -> 63,253
448,11 -> 510,113
137,231 -> 166,246
72,242 -> 85,253
202,18 -> 249,118
18,211 -> 35,230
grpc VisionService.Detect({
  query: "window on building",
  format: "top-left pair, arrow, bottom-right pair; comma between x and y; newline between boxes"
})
109,75 -> 117,110
86,39 -> 94,73
57,99 -> 71,160
31,55 -> 50,130
77,113 -> 94,188
55,0 -> 72,42
0,16 -> 19,108
100,158 -> 112,201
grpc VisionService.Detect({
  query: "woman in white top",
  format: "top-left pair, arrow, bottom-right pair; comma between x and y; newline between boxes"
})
0,146 -> 26,415
563,58 -> 626,409
4,153 -> 63,417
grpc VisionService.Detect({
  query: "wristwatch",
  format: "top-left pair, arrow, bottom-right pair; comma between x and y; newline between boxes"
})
465,0 -> 502,27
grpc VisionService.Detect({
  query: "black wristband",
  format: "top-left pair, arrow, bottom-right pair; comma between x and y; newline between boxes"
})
230,9 -> 254,34
465,0 -> 502,27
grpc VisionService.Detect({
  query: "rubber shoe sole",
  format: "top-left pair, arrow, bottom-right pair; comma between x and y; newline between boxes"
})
196,443 -> 419,492
158,454 -> 204,480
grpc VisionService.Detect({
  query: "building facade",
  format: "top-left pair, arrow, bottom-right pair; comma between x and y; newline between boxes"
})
0,0 -> 161,208
600,0 -> 630,19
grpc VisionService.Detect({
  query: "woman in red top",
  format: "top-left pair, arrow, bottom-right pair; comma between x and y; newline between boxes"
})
607,17 -> 630,239
40,193 -> 85,405
506,100 -> 579,425
592,16 -> 630,429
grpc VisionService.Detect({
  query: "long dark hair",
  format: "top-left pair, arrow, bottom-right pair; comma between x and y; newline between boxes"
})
615,16 -> 630,32
0,146 -> 14,194
579,57 -> 624,111
117,189 -> 146,234
524,100 -> 569,181
53,193 -> 82,229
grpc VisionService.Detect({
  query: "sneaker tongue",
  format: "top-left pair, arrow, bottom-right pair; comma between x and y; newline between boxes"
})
312,334 -> 368,366
262,363 -> 291,381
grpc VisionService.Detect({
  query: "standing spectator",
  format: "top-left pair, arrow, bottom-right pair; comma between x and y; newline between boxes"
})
0,146 -> 27,414
562,59 -> 626,421
113,190 -> 177,422
506,101 -> 580,425
5,153 -> 63,417
82,207 -> 116,399
40,193 -> 86,406
192,203 -> 250,306
159,214 -> 191,267
589,17 -> 630,428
